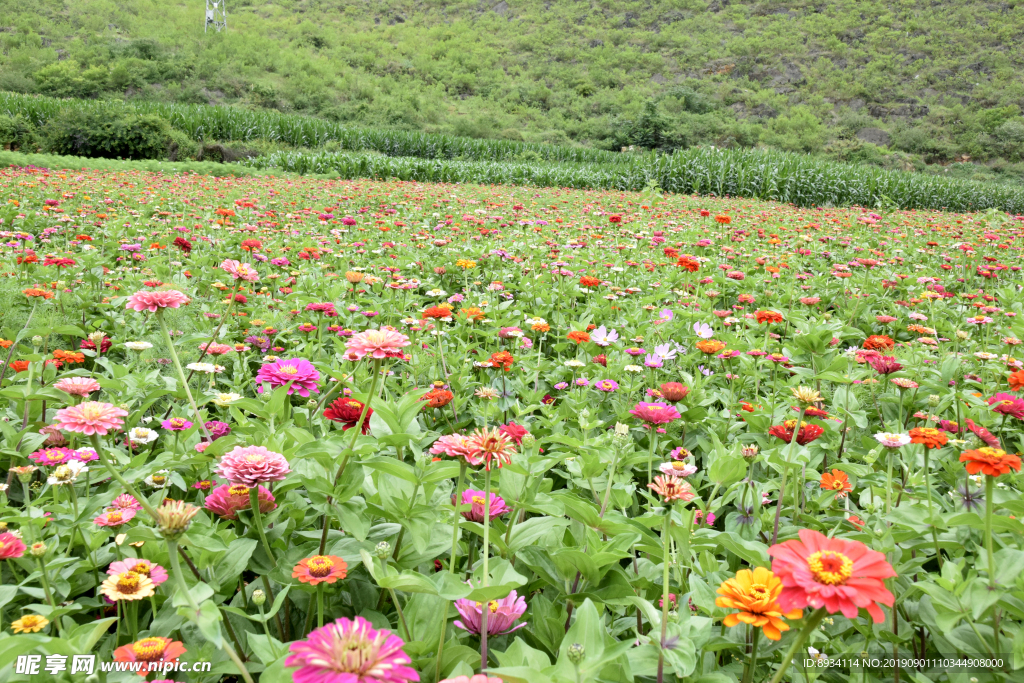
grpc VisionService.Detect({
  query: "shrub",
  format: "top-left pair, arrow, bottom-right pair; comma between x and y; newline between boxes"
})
43,109 -> 173,160
0,114 -> 37,151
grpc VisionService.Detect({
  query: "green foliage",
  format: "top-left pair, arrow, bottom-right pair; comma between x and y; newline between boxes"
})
0,0 -> 1023,170
0,113 -> 36,150
42,108 -> 173,160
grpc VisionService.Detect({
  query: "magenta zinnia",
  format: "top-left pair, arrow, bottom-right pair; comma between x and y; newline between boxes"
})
255,358 -> 320,397
215,446 -> 291,487
285,616 -> 419,683
458,489 -> 509,522
52,401 -> 128,436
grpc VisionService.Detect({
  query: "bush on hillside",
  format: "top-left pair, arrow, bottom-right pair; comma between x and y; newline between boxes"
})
0,114 -> 37,151
43,109 -> 173,160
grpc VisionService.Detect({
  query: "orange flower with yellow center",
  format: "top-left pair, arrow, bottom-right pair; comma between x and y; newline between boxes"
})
696,339 -> 726,354
100,571 -> 155,601
908,427 -> 948,449
715,567 -> 802,640
820,469 -> 852,497
292,554 -> 349,585
959,447 -> 1022,477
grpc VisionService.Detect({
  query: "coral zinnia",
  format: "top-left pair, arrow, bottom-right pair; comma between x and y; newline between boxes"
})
965,419 -> 1002,448
53,401 -> 128,436
221,259 -> 259,281
768,420 -> 825,446
454,591 -> 527,636
715,567 -> 803,640
430,434 -> 475,461
769,529 -> 895,622
255,358 -> 320,397
465,427 -> 516,470
125,290 -> 190,312
113,637 -> 187,677
421,388 -> 454,409
648,475 -> 696,502
344,329 -> 411,360
629,402 -> 681,425
820,469 -> 852,497
204,484 -> 277,520
567,330 -> 591,344
293,555 -> 349,585
755,310 -> 784,324
959,447 -> 1023,477
908,427 -> 948,449
215,446 -> 291,487
286,617 -> 418,683
323,397 -> 373,433
100,571 -> 155,602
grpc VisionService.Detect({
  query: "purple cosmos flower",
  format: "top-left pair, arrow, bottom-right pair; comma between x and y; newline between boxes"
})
591,325 -> 619,347
693,322 -> 714,339
644,354 -> 664,368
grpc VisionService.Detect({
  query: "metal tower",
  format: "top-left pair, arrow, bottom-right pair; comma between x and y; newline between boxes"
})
205,0 -> 227,32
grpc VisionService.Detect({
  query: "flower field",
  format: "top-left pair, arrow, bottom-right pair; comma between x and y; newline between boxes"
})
1,163 -> 1023,683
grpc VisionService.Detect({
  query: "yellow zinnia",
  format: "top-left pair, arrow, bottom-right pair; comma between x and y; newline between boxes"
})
715,567 -> 803,640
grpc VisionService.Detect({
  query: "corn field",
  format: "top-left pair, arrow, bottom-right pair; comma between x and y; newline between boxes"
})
4,92 -> 1024,212
245,149 -> 1024,213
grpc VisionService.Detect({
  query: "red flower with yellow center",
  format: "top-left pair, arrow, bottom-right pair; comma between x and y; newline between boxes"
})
113,637 -> 187,676
292,555 -> 349,585
959,447 -> 1022,477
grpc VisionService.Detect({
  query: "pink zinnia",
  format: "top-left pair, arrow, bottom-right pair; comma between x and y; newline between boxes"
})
0,532 -> 27,560
215,446 -> 291,487
285,616 -> 419,683
221,259 -> 259,282
161,417 -> 193,431
769,528 -> 896,623
629,402 -> 681,425
205,484 -> 277,520
54,377 -> 101,396
125,290 -> 190,312
430,434 -> 474,461
94,508 -> 136,527
255,358 -> 320,397
107,557 -> 169,586
454,590 -> 527,636
988,392 -> 1024,420
458,489 -> 508,522
53,401 -> 128,436
110,494 -> 142,511
344,329 -> 411,361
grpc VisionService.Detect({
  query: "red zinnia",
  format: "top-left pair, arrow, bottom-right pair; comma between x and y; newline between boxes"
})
768,420 -> 824,445
769,529 -> 896,623
323,398 -> 372,433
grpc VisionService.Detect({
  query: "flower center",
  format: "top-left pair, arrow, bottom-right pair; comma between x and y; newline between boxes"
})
228,484 -> 250,496
279,365 -> 298,375
170,419 -> 185,427
670,462 -> 687,471
132,638 -> 166,661
307,556 -> 335,577
832,481 -> 846,491
807,550 -> 854,585
81,405 -> 102,420
749,583 -> 770,602
131,561 -> 152,577
107,511 -> 123,523
151,474 -> 166,485
116,572 -> 141,593
471,496 -> 486,505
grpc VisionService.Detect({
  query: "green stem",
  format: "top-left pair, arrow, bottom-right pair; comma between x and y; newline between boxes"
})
435,461 -> 468,682
36,557 -> 59,635
648,430 -> 659,486
768,607 -> 828,683
922,447 -> 943,568
771,407 -> 806,545
657,505 -> 672,683
480,466 -> 493,670
742,627 -> 760,683
317,582 -> 325,629
156,309 -> 212,441
168,539 -> 255,683
90,435 -> 159,521
255,601 -> 281,659
985,475 -> 995,588
249,487 -> 276,565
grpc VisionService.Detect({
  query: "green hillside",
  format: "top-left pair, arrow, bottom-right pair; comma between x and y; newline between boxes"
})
2,0 -> 1024,181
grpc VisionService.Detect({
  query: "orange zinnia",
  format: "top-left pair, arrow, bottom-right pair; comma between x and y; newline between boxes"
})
755,310 -> 784,324
715,567 -> 802,640
1008,370 -> 1024,392
696,339 -> 726,355
820,469 -> 852,497
863,335 -> 895,351
567,330 -> 590,344
292,555 -> 349,585
908,427 -> 948,449
959,447 -> 1022,477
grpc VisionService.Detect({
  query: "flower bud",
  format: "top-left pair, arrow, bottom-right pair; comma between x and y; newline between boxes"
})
567,643 -> 585,664
155,500 -> 200,540
31,335 -> 42,346
30,541 -> 47,557
521,433 -> 536,446
375,541 -> 391,559
741,445 -> 759,459
252,589 -> 266,606
928,394 -> 940,407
